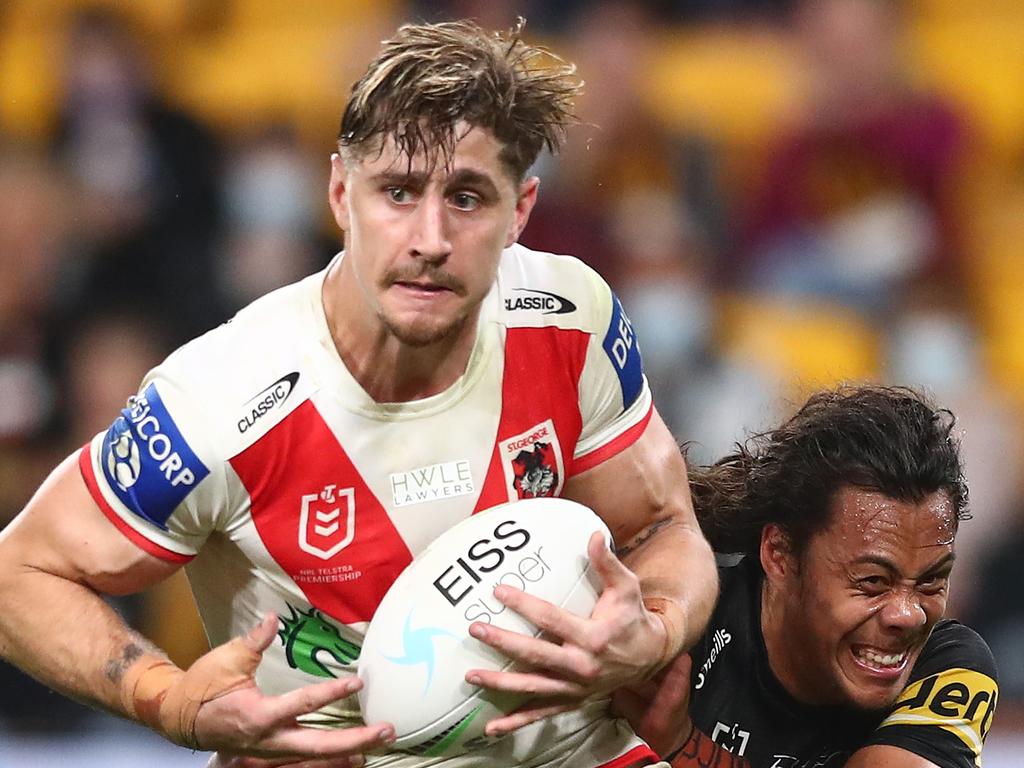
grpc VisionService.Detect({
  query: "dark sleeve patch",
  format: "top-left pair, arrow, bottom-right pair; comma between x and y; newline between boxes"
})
601,291 -> 644,409
99,382 -> 209,529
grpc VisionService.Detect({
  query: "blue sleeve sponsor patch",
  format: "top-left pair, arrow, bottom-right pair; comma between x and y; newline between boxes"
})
601,291 -> 644,409
100,383 -> 209,530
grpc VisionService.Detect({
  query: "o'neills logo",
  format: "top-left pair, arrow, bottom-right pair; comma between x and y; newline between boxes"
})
238,372 -> 300,433
504,288 -> 576,315
499,419 -> 564,499
694,628 -> 732,690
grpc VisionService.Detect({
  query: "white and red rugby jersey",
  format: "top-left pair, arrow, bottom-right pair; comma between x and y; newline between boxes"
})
82,243 -> 659,768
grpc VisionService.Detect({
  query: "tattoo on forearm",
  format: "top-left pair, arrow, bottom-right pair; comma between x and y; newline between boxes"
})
104,642 -> 148,684
667,727 -> 751,768
617,517 -> 674,559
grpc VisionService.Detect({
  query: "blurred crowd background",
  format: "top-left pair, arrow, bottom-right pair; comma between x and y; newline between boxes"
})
0,0 -> 1022,761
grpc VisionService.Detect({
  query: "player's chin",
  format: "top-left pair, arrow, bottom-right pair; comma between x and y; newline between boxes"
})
386,312 -> 462,347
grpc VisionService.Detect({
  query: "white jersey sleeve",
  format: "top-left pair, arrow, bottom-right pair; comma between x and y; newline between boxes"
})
573,265 -> 653,468
81,351 -> 230,563
497,244 -> 654,475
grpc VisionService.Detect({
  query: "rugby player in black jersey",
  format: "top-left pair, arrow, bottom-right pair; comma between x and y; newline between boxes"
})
615,386 -> 998,768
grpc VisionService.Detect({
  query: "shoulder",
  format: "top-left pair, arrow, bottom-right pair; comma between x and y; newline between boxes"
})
871,620 -> 999,766
144,271 -> 325,455
910,619 -> 998,682
496,243 -> 615,334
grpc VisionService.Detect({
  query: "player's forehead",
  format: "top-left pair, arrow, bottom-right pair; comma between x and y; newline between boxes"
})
350,123 -> 513,187
812,486 -> 956,572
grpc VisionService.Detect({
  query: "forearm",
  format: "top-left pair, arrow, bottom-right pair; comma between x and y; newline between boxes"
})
0,454 -> 187,737
0,563 -> 175,719
667,725 -> 750,768
619,518 -> 718,654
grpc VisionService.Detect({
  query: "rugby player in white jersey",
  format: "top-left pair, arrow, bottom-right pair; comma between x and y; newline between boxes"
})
0,19 -> 717,768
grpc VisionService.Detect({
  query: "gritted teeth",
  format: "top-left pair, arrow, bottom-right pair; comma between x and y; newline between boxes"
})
854,646 -> 908,668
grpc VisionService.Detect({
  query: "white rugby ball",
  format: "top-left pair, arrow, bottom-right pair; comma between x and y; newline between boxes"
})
357,497 -> 611,757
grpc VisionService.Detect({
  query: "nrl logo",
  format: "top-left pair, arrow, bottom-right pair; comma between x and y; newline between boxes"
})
298,484 -> 355,560
278,604 -> 360,678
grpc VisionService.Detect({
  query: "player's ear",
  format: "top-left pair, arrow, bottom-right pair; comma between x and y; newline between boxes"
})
760,523 -> 795,581
329,153 -> 352,233
506,176 -> 539,247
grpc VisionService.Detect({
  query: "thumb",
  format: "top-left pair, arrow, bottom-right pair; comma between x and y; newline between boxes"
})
588,530 -> 630,591
242,612 -> 279,655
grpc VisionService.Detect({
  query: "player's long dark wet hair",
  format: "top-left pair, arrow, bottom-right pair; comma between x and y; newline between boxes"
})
689,385 -> 969,560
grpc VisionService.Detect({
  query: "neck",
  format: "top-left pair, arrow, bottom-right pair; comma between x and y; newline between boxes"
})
322,263 -> 480,403
760,581 -> 816,705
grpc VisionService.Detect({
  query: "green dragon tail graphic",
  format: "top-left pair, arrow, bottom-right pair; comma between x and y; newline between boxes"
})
278,604 -> 361,678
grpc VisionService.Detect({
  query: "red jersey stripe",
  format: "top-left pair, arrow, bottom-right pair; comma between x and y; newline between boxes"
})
231,401 -> 412,625
596,743 -> 660,768
473,326 -> 588,512
78,445 -> 194,564
571,402 -> 653,476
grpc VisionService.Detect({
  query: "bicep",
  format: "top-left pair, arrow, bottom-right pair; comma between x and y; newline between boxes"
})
844,745 -> 941,768
564,406 -> 696,546
0,452 -> 181,596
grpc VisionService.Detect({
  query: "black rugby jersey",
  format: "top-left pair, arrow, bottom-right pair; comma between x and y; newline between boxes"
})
682,557 -> 998,768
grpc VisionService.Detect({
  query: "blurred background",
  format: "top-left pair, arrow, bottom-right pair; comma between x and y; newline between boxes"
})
0,0 -> 1021,764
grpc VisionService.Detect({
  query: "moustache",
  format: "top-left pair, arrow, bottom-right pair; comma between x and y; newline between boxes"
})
385,266 -> 465,295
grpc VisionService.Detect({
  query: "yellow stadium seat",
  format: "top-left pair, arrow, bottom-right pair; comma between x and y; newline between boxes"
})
0,28 -> 60,138
162,16 -> 393,143
717,295 -> 881,398
643,27 -> 804,148
907,14 -> 1024,159
224,0 -> 392,30
4,0 -> 200,36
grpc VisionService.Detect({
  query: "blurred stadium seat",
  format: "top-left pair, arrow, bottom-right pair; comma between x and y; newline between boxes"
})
717,294 -> 880,396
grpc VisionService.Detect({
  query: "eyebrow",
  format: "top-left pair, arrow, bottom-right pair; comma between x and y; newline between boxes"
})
853,553 -> 956,580
368,169 -> 500,198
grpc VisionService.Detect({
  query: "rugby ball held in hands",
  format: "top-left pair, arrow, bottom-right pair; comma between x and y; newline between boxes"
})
357,497 -> 611,757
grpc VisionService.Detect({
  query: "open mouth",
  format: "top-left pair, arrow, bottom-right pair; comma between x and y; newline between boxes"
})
850,644 -> 910,675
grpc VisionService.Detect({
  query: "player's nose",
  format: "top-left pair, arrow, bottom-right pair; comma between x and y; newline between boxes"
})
878,588 -> 928,631
410,192 -> 452,263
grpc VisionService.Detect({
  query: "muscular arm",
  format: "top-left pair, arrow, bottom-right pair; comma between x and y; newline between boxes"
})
0,453 -> 180,715
564,407 -> 718,656
0,454 -> 393,758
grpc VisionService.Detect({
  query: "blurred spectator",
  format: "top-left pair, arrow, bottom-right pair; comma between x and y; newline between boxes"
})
966,505 -> 1024,706
410,0 -> 794,32
216,124 -> 335,313
885,305 -> 1024,616
612,190 -> 714,421
0,142 -> 66,449
524,0 -> 727,290
733,0 -> 971,316
57,310 -> 170,449
0,141 -> 81,736
51,7 -> 226,344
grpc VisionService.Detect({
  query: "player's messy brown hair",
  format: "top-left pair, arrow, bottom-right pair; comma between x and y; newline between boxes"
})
689,385 -> 970,562
337,18 -> 581,181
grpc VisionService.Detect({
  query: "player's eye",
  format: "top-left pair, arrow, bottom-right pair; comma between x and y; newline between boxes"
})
857,576 -> 889,595
450,191 -> 480,211
918,575 -> 949,596
386,186 -> 412,204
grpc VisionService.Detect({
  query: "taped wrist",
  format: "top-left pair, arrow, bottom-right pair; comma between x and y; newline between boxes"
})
119,636 -> 262,749
642,596 -> 688,665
